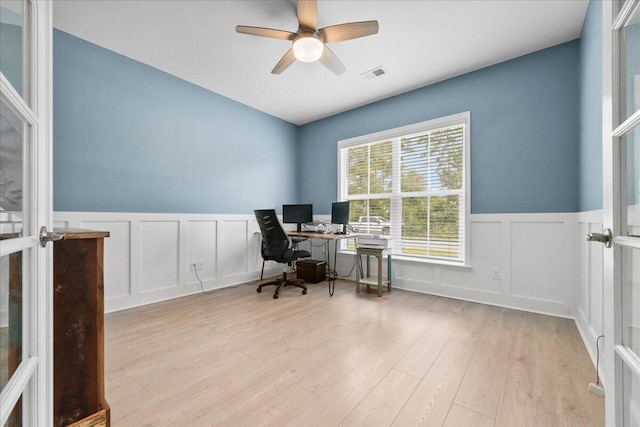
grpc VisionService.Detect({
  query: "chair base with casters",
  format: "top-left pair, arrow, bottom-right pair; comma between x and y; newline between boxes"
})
257,271 -> 307,299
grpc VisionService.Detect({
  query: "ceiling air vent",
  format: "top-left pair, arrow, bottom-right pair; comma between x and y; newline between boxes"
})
360,66 -> 386,80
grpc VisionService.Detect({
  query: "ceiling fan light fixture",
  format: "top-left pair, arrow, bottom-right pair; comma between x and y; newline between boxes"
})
292,35 -> 324,62
237,1 -> 379,75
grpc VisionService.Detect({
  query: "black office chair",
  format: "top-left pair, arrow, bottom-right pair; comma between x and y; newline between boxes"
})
254,209 -> 311,299
259,236 -> 308,280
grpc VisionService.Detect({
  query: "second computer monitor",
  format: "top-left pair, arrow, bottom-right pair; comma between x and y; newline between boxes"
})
331,201 -> 350,234
282,204 -> 313,232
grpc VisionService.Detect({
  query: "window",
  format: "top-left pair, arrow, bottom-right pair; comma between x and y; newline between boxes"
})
338,112 -> 470,265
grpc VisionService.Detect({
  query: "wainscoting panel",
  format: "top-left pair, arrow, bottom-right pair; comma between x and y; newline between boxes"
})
219,220 -> 250,281
140,221 -> 180,293
441,221 -> 501,294
574,210 -> 605,386
511,221 -> 565,303
247,219 -> 264,274
588,222 -> 605,333
395,262 -> 434,285
577,222 -> 589,325
186,220 -> 218,286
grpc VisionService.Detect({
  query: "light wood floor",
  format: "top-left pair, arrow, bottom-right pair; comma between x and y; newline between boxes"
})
105,280 -> 604,426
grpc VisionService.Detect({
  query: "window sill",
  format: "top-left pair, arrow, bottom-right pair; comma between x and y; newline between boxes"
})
337,249 -> 471,269
390,254 -> 471,269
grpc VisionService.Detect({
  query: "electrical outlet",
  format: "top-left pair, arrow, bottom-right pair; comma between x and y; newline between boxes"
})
190,261 -> 197,271
197,260 -> 204,271
491,268 -> 501,280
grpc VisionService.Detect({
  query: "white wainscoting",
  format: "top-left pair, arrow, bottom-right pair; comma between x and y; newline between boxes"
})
53,211 -> 583,320
573,206 -> 640,388
574,209 -> 605,376
54,212 -> 267,313
333,213 -> 579,319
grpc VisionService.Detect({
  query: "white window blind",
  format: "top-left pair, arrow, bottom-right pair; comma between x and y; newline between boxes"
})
338,112 -> 469,264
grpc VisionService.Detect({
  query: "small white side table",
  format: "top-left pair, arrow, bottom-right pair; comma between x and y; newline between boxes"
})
356,246 -> 391,297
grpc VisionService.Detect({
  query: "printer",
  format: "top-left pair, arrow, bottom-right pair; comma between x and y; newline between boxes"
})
356,234 -> 394,249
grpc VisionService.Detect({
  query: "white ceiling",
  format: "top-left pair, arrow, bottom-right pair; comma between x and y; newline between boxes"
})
52,0 -> 589,126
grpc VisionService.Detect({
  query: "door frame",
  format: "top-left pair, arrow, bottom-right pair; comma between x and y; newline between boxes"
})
603,0 -> 640,425
602,0 -> 618,424
33,1 -> 54,424
0,0 -> 53,425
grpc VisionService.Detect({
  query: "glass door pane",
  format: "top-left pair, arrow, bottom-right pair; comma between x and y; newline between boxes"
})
0,2 -> 38,420
622,363 -> 640,426
0,99 -> 26,237
622,246 -> 640,353
623,2 -> 640,121
0,250 -> 22,393
0,249 -> 27,427
625,127 -> 640,236
0,78 -> 30,416
0,0 -> 30,104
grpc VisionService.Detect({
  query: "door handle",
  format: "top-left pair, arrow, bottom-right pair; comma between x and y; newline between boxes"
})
39,226 -> 65,247
586,228 -> 612,248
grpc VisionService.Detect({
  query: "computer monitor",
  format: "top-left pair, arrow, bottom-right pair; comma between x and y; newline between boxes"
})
331,201 -> 350,234
282,204 -> 313,232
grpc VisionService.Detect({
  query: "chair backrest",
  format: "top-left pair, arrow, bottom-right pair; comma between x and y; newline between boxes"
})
254,209 -> 290,262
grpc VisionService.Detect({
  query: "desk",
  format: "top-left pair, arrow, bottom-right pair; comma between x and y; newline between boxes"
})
287,231 -> 356,296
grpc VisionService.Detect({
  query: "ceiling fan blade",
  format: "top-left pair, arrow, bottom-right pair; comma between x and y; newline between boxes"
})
318,20 -> 379,43
297,0 -> 317,31
236,25 -> 296,41
318,45 -> 346,75
271,49 -> 297,74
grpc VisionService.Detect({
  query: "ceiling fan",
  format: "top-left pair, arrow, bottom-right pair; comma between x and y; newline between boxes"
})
236,0 -> 379,75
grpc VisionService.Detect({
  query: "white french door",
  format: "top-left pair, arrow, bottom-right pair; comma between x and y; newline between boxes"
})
0,0 -> 52,426
603,0 -> 640,425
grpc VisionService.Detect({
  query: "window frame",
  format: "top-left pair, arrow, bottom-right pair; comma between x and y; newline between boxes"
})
337,111 -> 471,267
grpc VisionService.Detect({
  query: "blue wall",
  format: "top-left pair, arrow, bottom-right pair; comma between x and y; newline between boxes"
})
298,41 -> 581,214
578,0 -> 603,212
53,30 -> 299,214
52,27 -> 589,215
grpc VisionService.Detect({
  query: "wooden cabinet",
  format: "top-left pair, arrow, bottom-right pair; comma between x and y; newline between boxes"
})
53,229 -> 110,427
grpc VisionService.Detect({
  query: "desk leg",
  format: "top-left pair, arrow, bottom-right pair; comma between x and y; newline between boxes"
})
377,254 -> 383,297
333,239 -> 338,279
355,253 -> 361,293
366,255 -> 371,291
387,254 -> 392,292
366,256 -> 371,277
326,240 -> 335,297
